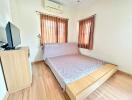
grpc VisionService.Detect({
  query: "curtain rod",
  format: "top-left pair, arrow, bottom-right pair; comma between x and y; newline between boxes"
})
36,11 -> 69,20
79,14 -> 96,22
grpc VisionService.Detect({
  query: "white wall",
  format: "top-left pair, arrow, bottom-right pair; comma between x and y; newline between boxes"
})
10,0 -> 132,74
0,0 -> 11,42
0,0 -> 11,98
10,0 -> 75,62
0,64 -> 7,100
74,0 -> 132,74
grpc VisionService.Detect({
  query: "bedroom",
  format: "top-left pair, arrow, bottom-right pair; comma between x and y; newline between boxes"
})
0,0 -> 132,100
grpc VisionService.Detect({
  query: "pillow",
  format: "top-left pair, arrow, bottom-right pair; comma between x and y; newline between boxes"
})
43,43 -> 80,60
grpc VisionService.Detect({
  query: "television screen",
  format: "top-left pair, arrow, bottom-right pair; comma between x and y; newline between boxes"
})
5,22 -> 21,49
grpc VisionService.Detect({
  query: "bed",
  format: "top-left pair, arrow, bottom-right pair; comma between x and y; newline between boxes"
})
43,43 -> 117,100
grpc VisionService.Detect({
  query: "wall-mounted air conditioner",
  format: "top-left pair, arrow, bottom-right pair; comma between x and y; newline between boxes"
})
44,0 -> 63,13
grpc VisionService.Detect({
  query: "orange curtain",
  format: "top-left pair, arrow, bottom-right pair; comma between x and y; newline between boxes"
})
40,14 -> 68,45
78,15 -> 95,50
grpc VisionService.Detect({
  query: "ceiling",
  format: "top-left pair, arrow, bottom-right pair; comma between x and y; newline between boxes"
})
51,0 -> 96,7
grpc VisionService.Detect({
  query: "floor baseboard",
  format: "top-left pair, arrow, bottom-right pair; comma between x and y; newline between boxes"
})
31,60 -> 44,64
118,69 -> 132,76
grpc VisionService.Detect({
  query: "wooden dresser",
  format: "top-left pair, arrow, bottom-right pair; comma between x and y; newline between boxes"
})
0,47 -> 32,93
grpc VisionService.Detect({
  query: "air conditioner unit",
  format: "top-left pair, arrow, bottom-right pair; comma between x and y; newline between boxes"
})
44,0 -> 63,13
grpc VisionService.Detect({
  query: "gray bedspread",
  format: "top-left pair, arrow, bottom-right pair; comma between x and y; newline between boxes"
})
45,55 -> 107,89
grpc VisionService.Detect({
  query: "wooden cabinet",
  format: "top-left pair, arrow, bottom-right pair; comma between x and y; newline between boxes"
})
0,47 -> 32,93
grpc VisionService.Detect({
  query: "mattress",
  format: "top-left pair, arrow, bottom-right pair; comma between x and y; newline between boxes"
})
45,55 -> 107,90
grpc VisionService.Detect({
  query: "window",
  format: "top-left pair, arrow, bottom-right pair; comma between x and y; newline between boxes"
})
78,15 -> 95,49
40,14 -> 68,45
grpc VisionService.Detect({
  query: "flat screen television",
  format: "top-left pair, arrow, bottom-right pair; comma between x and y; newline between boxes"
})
5,22 -> 21,50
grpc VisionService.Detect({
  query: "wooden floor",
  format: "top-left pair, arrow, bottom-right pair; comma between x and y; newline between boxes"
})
8,61 -> 132,100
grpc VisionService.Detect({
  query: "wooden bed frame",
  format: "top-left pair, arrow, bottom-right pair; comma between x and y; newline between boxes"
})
66,64 -> 117,100
43,43 -> 118,100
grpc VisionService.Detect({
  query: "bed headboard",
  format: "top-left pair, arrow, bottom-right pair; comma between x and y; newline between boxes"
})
43,43 -> 80,60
